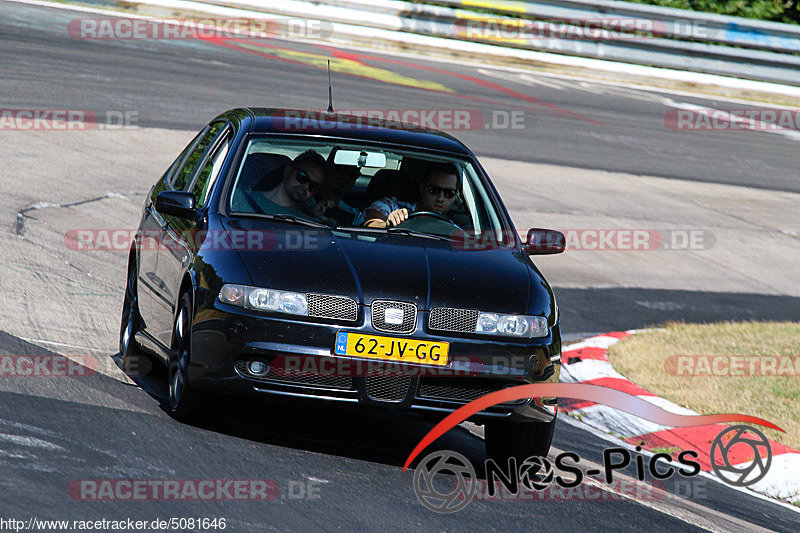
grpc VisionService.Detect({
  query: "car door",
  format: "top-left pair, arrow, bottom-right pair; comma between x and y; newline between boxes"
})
137,129 -> 204,334
151,121 -> 228,348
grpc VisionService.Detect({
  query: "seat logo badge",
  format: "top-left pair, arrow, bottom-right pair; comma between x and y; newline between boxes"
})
385,308 -> 404,325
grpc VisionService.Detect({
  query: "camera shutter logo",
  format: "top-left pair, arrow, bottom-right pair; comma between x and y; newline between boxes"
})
518,456 -> 554,491
413,450 -> 477,513
710,425 -> 772,487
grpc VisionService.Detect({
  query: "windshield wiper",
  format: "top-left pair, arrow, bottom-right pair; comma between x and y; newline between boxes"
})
386,227 -> 450,241
333,225 -> 451,242
245,213 -> 331,229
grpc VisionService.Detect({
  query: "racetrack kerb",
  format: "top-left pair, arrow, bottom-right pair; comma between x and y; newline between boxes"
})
608,321 -> 800,450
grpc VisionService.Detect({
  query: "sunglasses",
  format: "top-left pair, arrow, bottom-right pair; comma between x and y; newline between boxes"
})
291,164 -> 321,194
425,184 -> 458,199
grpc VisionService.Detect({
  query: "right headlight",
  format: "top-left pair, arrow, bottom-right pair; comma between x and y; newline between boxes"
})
219,284 -> 308,316
475,312 -> 548,338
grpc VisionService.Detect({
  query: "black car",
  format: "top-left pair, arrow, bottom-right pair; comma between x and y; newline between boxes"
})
120,108 -> 565,462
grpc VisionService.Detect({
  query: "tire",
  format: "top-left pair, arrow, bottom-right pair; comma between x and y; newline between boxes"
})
119,254 -> 152,377
484,418 -> 556,465
168,292 -> 212,422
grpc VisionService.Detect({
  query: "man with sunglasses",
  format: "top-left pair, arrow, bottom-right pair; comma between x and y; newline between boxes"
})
250,150 -> 327,218
363,162 -> 461,229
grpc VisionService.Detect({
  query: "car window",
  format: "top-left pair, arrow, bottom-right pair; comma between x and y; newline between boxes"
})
171,121 -> 226,191
226,138 -> 510,239
165,130 -> 203,182
192,133 -> 231,208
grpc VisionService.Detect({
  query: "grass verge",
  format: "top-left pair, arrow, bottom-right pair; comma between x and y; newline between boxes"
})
608,321 -> 800,450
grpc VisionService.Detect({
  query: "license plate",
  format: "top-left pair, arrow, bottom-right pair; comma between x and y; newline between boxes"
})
334,332 -> 449,366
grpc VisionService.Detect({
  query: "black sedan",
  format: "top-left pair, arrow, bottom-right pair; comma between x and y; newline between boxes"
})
120,108 -> 565,462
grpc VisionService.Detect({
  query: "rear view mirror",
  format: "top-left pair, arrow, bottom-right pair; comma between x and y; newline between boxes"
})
334,150 -> 386,168
156,191 -> 197,220
524,228 -> 566,255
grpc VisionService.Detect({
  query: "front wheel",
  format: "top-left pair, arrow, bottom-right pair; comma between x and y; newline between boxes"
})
119,255 -> 151,376
168,292 -> 211,422
484,418 -> 556,465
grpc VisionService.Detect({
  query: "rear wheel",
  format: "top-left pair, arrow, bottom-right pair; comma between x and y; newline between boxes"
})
168,292 -> 212,422
484,418 -> 556,465
119,254 -> 152,376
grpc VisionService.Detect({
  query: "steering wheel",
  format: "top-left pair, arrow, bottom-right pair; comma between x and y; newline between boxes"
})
406,211 -> 452,223
398,211 -> 463,231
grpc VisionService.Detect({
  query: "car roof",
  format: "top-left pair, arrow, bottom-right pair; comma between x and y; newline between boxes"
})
217,108 -> 475,156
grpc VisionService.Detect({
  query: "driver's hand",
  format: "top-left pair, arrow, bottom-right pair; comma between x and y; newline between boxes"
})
386,208 -> 409,228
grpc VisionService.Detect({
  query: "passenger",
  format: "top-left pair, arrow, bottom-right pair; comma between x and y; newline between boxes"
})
247,150 -> 326,218
363,162 -> 460,228
307,158 -> 363,226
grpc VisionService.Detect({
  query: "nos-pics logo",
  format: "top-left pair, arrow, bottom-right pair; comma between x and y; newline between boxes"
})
413,425 -> 773,513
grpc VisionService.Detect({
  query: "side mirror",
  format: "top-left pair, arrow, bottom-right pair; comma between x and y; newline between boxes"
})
155,191 -> 197,220
524,228 -> 566,255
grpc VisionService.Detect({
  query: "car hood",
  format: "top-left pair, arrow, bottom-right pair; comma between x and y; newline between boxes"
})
222,218 -> 552,314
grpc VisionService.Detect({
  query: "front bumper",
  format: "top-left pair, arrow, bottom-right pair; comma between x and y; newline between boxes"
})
189,296 -> 561,423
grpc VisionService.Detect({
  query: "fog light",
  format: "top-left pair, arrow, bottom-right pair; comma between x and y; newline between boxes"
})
248,360 -> 269,377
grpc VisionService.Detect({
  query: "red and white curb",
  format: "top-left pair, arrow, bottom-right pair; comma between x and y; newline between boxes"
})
559,330 -> 800,505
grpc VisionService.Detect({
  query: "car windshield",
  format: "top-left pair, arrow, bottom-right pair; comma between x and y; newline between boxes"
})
226,138 -> 510,239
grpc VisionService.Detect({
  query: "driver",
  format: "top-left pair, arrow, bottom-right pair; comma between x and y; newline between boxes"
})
363,162 -> 460,229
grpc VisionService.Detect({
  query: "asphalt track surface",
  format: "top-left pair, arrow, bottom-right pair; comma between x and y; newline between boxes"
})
2,1 -> 800,193
1,2 -> 799,531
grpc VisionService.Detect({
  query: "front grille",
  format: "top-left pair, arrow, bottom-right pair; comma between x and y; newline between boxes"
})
417,378 -> 526,405
307,293 -> 357,321
429,307 -> 479,333
364,376 -> 412,402
371,300 -> 417,334
235,359 -> 353,390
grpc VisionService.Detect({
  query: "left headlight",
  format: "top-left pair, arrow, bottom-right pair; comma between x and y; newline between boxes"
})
475,312 -> 548,338
219,284 -> 308,316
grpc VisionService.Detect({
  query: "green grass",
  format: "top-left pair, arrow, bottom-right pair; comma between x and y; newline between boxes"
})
609,321 -> 800,450
650,446 -> 682,454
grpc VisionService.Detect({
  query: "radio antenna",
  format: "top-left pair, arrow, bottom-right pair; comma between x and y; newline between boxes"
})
327,60 -> 334,113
